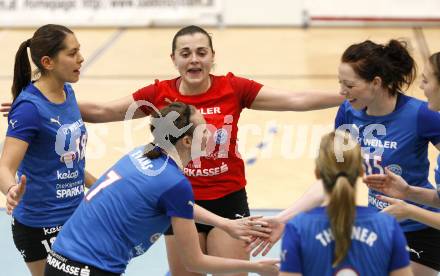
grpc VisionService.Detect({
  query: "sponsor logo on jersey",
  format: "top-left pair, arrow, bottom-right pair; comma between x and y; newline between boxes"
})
368,195 -> 389,210
43,225 -> 62,235
9,119 -> 18,129
80,266 -> 91,276
50,116 -> 62,127
47,253 -> 81,275
199,107 -> 221,115
408,247 -> 423,258
184,162 -> 229,177
280,249 -> 287,262
361,138 -> 397,149
56,185 -> 84,199
59,151 -> 77,164
386,164 -> 403,175
57,169 -> 79,180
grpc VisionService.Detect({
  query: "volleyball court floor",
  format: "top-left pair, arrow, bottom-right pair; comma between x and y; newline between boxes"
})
0,26 -> 439,274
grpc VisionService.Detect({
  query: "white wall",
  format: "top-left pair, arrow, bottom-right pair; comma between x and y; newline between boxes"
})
0,0 -> 439,27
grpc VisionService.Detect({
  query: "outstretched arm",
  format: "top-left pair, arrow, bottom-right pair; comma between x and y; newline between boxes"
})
247,181 -> 325,256
364,168 -> 440,208
79,95 -> 146,123
193,204 -> 271,242
172,217 -> 279,275
276,180 -> 325,222
379,195 -> 440,230
84,170 -> 97,188
250,86 -> 344,111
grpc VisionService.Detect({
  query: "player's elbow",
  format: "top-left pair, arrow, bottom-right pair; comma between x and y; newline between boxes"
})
181,254 -> 208,273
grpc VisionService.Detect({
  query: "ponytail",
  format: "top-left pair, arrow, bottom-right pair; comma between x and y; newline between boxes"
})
327,175 -> 356,267
11,39 -> 32,101
317,131 -> 362,267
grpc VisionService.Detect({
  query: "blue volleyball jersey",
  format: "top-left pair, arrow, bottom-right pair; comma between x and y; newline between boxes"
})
335,94 -> 440,232
280,206 -> 409,275
52,147 -> 194,274
7,83 -> 87,227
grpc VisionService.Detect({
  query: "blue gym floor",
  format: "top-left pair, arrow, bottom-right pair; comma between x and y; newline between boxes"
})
0,209 -> 281,276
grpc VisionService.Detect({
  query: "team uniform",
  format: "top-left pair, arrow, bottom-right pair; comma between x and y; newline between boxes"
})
132,73 -> 262,233
280,206 -> 409,276
47,147 -> 194,275
7,82 -> 87,262
335,93 -> 440,270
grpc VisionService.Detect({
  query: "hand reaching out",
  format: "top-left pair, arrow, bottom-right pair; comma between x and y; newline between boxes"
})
363,168 -> 409,199
246,216 -> 285,257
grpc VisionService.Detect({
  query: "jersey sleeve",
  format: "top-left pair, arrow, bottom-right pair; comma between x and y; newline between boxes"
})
388,219 -> 410,272
157,179 -> 194,219
417,103 -> 440,145
6,101 -> 40,144
280,222 -> 302,273
228,73 -> 263,109
132,83 -> 157,115
334,102 -> 347,129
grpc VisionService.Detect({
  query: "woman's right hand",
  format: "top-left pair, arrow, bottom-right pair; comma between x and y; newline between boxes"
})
255,259 -> 279,276
0,102 -> 12,117
6,175 -> 26,215
363,168 -> 410,199
246,216 -> 285,257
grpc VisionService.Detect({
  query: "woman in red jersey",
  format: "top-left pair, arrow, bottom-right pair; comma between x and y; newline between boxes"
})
76,25 -> 342,276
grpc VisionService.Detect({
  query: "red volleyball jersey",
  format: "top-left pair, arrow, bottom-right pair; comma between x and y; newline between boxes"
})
132,72 -> 263,200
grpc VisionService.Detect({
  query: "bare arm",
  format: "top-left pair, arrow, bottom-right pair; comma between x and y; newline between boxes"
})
279,273 -> 302,276
407,206 -> 440,231
171,217 -> 278,275
379,195 -> 440,230
0,137 -> 29,214
276,180 -> 325,223
79,95 -> 146,123
0,137 -> 28,195
405,186 -> 440,208
246,181 -> 325,257
390,266 -> 413,276
250,86 -> 344,111
193,204 -> 271,242
84,170 -> 97,188
365,168 -> 440,208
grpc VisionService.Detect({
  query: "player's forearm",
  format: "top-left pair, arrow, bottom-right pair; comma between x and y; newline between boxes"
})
298,92 -> 344,111
79,102 -> 125,123
84,170 -> 97,188
407,204 -> 440,230
406,185 -> 440,208
275,180 -> 325,223
0,166 -> 17,195
193,204 -> 228,229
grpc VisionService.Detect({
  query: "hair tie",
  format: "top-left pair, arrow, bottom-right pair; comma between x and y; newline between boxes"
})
25,39 -> 31,48
336,172 -> 348,179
